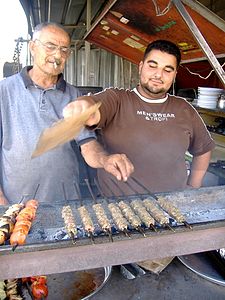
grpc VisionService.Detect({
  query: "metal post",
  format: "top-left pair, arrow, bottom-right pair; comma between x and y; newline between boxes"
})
172,0 -> 225,87
85,0 -> 91,86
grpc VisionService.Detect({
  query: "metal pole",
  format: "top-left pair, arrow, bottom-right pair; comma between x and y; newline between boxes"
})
85,0 -> 91,86
172,0 -> 225,87
83,0 -> 118,40
48,0 -> 51,22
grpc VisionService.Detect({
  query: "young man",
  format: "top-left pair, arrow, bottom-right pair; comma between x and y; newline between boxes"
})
63,40 -> 215,196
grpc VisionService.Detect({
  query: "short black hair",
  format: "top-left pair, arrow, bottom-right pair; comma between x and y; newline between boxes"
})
32,22 -> 70,42
143,40 -> 181,67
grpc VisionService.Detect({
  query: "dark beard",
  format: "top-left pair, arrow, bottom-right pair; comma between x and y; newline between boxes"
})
141,83 -> 166,96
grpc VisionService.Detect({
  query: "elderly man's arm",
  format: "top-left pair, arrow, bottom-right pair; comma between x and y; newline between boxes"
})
80,140 -> 134,182
187,151 -> 212,188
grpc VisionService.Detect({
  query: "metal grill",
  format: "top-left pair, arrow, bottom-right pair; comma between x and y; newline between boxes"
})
0,181 -> 225,280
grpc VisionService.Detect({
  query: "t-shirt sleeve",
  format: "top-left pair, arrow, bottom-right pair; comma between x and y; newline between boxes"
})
87,88 -> 121,128
188,109 -> 215,156
75,127 -> 96,146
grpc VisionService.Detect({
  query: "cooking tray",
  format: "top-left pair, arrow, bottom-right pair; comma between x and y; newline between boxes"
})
178,252 -> 225,286
23,266 -> 111,300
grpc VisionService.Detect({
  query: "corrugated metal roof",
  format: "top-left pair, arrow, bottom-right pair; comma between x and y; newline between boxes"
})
19,0 -> 109,41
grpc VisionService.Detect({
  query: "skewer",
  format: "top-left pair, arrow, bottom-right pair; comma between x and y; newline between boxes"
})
165,223 -> 176,232
70,231 -> 76,244
123,228 -> 131,238
62,182 -> 67,201
94,179 -> 114,243
62,205 -> 77,244
12,244 -> 18,252
33,183 -> 40,199
131,177 -> 192,229
130,199 -> 158,232
102,180 -> 133,238
105,228 -> 113,242
19,196 -> 26,204
74,182 -> 83,204
130,177 -> 158,199
94,178 -> 106,198
77,204 -> 95,244
88,230 -> 95,244
137,225 -> 146,237
109,179 -> 146,237
84,178 -> 97,201
85,178 -> 113,242
95,179 -> 118,241
183,221 -> 193,229
111,179 -> 157,232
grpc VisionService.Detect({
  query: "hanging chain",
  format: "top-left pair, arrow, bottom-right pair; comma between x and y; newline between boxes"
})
12,37 -> 24,74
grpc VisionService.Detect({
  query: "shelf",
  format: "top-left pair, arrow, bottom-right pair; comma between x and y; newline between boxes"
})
193,105 -> 225,118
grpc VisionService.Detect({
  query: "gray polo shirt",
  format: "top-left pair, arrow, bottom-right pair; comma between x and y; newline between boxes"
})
0,67 -> 95,203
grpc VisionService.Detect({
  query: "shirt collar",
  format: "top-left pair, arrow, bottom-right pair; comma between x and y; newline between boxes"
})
133,87 -> 168,103
20,66 -> 66,92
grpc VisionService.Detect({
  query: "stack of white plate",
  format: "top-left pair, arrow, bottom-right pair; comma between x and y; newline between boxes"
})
197,87 -> 224,109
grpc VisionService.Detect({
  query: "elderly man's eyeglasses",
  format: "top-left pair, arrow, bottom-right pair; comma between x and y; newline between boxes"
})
35,39 -> 72,56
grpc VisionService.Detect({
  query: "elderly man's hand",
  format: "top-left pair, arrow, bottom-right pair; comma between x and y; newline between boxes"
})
101,153 -> 134,181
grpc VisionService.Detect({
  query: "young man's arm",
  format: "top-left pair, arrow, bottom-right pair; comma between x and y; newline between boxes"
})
187,151 -> 212,188
80,140 -> 134,182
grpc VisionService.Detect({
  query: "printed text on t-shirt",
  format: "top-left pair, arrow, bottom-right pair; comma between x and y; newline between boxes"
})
137,110 -> 175,121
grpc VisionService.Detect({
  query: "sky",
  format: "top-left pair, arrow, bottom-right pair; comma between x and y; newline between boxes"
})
0,0 -> 28,79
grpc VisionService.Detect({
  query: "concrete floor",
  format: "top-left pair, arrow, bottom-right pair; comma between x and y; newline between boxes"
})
91,258 -> 225,300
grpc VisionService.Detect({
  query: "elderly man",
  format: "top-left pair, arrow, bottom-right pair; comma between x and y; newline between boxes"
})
0,22 -> 98,204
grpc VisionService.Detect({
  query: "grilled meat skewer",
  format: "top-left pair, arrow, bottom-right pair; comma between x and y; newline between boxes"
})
156,196 -> 192,229
143,198 -> 169,225
92,203 -> 111,232
62,205 -> 77,241
5,279 -> 23,300
118,200 -> 145,236
130,199 -> 156,229
118,201 -> 142,228
156,196 -> 185,223
10,199 -> 39,248
78,206 -> 95,234
108,203 -> 129,232
0,204 -> 24,245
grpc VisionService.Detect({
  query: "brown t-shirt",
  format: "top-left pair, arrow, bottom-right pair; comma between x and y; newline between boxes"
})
90,88 -> 215,196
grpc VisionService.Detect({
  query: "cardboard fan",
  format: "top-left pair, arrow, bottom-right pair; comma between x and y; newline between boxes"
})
32,102 -> 101,158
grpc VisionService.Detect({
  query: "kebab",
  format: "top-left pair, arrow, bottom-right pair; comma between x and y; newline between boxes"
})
156,196 -> 191,228
23,275 -> 48,299
5,279 -> 23,300
77,205 -> 95,240
130,199 -> 156,231
92,203 -> 112,232
0,203 -> 24,245
108,203 -> 130,237
143,198 -> 175,231
118,200 -> 145,236
61,205 -> 77,243
0,281 -> 6,300
10,199 -> 39,248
